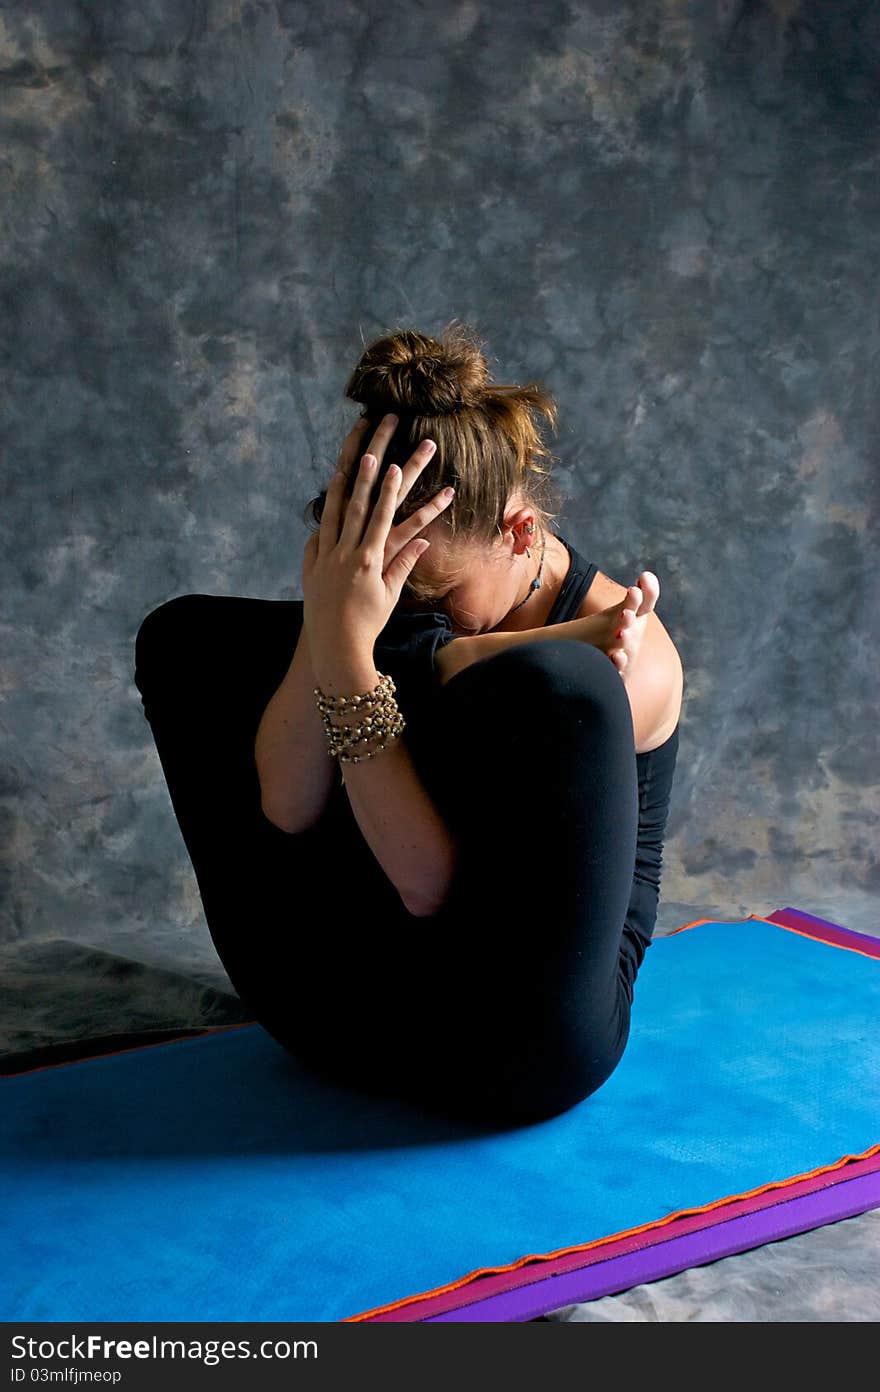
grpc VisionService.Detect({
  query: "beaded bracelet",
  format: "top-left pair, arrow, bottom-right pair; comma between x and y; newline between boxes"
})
314,672 -> 406,764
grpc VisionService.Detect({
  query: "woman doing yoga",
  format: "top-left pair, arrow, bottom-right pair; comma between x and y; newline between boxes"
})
134,322 -> 683,1127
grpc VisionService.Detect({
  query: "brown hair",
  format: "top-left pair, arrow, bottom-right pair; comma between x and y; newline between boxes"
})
303,320 -> 563,603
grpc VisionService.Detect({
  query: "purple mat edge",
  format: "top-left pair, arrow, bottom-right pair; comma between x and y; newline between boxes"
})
424,909 -> 879,1322
768,907 -> 880,950
425,1170 -> 880,1321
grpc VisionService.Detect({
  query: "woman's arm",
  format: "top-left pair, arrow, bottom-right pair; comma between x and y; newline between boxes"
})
255,627 -> 460,918
307,647 -> 459,920
254,623 -> 338,834
257,610 -> 678,918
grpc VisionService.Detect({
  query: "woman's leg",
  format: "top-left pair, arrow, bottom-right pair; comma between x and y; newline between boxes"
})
133,595 -> 335,1052
135,602 -> 641,1127
134,594 -> 456,1090
621,725 -> 680,1000
391,638 -> 641,1125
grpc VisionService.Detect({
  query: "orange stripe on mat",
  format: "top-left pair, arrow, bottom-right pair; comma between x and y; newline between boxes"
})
666,912 -> 880,961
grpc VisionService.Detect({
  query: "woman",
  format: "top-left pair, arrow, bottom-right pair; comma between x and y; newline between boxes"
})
134,322 -> 683,1127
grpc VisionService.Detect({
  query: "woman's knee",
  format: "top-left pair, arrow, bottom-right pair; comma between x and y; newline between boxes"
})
453,637 -> 629,729
135,595 -> 303,689
425,1009 -> 630,1127
134,594 -> 211,681
439,1053 -> 623,1128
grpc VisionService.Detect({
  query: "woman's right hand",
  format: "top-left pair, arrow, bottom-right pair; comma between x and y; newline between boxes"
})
330,413 -> 455,572
573,573 -> 660,681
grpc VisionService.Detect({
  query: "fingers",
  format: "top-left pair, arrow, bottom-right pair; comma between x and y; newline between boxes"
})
610,570 -> 661,658
333,413 -> 408,550
333,410 -> 397,488
335,416 -> 372,475
621,585 -> 642,615
630,572 -> 660,616
359,456 -> 440,555
338,449 -> 383,549
388,480 -> 454,553
325,414 -> 449,559
616,574 -> 660,631
390,437 -> 439,507
365,413 -> 402,466
383,533 -> 436,599
336,412 -> 440,508
389,438 -> 442,520
322,418 -> 373,551
318,465 -> 352,552
360,435 -> 447,554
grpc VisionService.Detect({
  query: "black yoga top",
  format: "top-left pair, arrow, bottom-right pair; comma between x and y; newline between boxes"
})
374,531 -> 679,997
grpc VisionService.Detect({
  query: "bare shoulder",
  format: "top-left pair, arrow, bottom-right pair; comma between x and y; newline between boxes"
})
575,566 -> 679,646
576,569 -> 675,645
576,569 -> 630,615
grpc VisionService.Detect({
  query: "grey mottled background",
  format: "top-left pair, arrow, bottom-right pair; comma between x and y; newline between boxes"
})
2,0 -> 878,1321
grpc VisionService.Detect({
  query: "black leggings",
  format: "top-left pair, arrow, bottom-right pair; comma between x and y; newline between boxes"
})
134,595 -> 656,1127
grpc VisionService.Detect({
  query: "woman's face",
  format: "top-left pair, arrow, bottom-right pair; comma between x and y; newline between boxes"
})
409,527 -> 530,636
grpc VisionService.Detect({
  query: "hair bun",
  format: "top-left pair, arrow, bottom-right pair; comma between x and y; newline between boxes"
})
345,323 -> 490,417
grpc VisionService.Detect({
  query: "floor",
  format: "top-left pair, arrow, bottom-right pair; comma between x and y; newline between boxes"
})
4,895 -> 878,1322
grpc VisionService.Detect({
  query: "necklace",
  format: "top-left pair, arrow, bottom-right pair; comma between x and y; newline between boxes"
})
506,527 -> 547,616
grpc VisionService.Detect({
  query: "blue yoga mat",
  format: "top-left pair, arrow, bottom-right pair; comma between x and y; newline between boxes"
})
3,917 -> 878,1322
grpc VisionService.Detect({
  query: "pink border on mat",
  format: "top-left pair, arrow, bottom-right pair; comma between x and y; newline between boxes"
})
351,907 -> 880,1321
763,906 -> 880,958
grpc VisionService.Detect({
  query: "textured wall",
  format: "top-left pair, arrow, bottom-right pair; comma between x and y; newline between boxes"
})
3,0 -> 878,975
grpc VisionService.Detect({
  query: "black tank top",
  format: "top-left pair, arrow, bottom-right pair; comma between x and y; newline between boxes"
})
543,532 -> 598,625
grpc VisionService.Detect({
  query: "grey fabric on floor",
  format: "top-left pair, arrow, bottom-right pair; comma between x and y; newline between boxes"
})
0,938 -> 251,1057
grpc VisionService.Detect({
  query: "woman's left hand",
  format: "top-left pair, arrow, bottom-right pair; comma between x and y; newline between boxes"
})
302,414 -> 454,674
